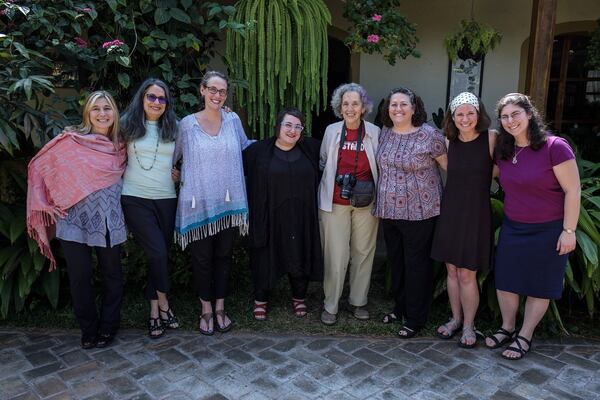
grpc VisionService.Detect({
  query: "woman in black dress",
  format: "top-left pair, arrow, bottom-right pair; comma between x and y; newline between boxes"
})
243,108 -> 323,320
431,92 -> 496,348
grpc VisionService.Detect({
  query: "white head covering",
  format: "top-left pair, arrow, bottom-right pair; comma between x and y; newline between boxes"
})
450,92 -> 480,114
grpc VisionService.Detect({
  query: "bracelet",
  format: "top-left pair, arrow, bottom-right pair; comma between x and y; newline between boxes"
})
562,228 -> 576,234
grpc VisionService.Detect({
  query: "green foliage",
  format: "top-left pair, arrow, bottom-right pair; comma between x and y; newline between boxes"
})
0,0 -> 241,318
343,0 -> 419,66
587,19 -> 600,70
226,0 -> 330,139
445,19 -> 502,61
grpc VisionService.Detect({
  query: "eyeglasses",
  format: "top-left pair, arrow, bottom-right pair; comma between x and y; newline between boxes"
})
204,85 -> 228,97
282,122 -> 304,132
500,110 -> 524,122
145,93 -> 167,104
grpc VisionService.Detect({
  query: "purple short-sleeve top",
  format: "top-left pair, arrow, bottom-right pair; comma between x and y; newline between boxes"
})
374,123 -> 446,220
497,136 -> 575,223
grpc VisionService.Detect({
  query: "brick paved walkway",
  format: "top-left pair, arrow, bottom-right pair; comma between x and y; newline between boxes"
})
0,327 -> 599,400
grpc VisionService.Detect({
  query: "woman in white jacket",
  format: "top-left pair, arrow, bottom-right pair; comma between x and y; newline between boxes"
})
318,82 -> 380,325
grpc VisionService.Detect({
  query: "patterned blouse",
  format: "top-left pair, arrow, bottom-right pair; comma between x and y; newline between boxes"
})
56,181 -> 127,247
374,123 -> 446,221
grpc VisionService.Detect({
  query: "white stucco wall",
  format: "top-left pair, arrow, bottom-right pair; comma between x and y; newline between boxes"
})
327,0 -> 600,123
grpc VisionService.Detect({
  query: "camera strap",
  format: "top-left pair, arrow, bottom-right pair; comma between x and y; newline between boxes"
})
336,120 -> 365,177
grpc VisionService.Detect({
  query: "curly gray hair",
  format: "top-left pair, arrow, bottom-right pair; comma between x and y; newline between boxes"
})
330,83 -> 373,119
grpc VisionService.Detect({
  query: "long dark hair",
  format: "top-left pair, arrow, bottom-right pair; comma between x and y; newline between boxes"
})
381,87 -> 427,128
274,107 -> 305,138
120,78 -> 178,142
495,93 -> 547,160
442,98 -> 491,141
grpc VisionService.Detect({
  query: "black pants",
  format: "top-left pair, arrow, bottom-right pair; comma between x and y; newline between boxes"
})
188,227 -> 235,301
121,195 -> 177,300
59,239 -> 123,341
381,217 -> 436,330
254,274 -> 309,302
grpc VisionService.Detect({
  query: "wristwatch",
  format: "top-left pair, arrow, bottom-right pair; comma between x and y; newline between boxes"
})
563,228 -> 576,234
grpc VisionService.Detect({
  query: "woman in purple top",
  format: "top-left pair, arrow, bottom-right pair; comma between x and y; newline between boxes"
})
485,93 -> 580,360
375,87 -> 447,338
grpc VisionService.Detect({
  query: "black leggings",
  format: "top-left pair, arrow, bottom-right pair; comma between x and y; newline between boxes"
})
59,239 -> 123,340
121,195 -> 177,300
188,227 -> 235,301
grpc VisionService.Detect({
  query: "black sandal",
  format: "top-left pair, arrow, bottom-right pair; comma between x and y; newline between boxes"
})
501,335 -> 532,361
159,307 -> 180,329
214,310 -> 233,333
398,326 -> 418,339
485,327 -> 515,349
382,312 -> 399,324
199,312 -> 214,336
148,317 -> 164,339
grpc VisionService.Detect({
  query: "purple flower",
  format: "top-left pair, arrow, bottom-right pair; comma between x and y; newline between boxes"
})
73,37 -> 87,48
372,14 -> 382,22
102,39 -> 124,49
75,7 -> 92,13
367,34 -> 380,43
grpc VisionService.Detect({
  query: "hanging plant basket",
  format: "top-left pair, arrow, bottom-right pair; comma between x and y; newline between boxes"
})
445,19 -> 502,61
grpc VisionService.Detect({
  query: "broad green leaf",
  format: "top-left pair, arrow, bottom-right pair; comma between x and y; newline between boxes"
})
218,20 -> 227,29
576,230 -> 598,274
179,93 -> 198,105
106,0 -> 118,11
565,262 -> 581,295
208,5 -> 222,18
9,214 -> 25,244
13,42 -> 30,59
0,277 -> 13,319
117,56 -> 131,67
181,0 -> 193,9
42,269 -> 60,308
170,8 -> 191,24
118,73 -> 130,88
154,8 -> 171,25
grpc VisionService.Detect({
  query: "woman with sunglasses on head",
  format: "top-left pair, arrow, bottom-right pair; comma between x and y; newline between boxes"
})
375,87 -> 447,339
27,91 -> 126,349
243,107 -> 323,321
173,71 -> 252,335
485,93 -> 579,360
120,78 -> 179,339
430,92 -> 496,348
319,83 -> 380,326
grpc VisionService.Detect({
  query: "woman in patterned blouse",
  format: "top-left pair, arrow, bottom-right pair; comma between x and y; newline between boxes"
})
375,87 -> 447,338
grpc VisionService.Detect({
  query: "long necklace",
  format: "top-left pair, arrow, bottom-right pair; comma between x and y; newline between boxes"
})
133,135 -> 160,171
512,145 -> 527,164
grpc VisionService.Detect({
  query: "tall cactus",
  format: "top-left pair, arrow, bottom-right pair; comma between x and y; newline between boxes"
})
226,0 -> 330,138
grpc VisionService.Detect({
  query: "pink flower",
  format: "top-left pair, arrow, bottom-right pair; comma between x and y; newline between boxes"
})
367,34 -> 380,43
75,7 -> 92,13
102,39 -> 125,49
372,14 -> 382,22
73,37 -> 87,48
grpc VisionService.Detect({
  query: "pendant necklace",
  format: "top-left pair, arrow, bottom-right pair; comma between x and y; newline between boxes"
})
512,145 -> 527,164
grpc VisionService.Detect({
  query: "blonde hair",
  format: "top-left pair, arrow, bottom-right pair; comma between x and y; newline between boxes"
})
66,91 -> 120,144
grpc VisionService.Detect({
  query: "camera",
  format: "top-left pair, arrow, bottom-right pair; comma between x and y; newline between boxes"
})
335,173 -> 357,200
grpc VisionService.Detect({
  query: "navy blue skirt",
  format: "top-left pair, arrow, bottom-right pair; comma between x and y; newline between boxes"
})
495,218 -> 568,300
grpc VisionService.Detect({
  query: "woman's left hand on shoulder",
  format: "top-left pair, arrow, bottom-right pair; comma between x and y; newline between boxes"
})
556,230 -> 576,255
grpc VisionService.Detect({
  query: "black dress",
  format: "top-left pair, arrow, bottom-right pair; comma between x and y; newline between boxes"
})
431,131 -> 493,270
243,138 -> 323,293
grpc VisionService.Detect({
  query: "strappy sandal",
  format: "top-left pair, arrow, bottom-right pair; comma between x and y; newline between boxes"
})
253,302 -> 267,321
485,327 -> 515,349
382,312 -> 399,324
398,326 -> 419,339
148,317 -> 165,339
214,310 -> 233,333
458,326 -> 477,348
501,335 -> 532,361
292,298 -> 307,318
159,307 -> 180,329
436,318 -> 463,339
198,312 -> 214,336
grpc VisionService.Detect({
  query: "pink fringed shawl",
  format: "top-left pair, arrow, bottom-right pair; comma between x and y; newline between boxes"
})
26,131 -> 126,269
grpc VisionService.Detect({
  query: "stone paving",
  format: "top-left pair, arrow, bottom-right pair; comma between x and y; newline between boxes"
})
0,327 -> 599,400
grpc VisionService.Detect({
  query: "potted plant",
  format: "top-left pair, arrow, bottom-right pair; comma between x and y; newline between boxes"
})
445,19 -> 502,61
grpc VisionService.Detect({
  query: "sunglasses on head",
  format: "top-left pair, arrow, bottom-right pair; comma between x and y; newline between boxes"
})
145,93 -> 167,105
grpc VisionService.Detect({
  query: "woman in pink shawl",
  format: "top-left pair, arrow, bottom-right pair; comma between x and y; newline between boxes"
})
27,91 -> 126,349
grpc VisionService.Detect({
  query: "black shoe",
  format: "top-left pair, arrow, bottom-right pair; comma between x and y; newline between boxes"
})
81,337 -> 97,349
96,333 -> 115,348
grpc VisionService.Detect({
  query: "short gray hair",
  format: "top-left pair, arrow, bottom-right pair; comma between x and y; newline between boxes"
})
330,83 -> 373,119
